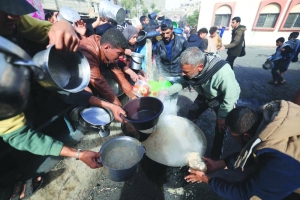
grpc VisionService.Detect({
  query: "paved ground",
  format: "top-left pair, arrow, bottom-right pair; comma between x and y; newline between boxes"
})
84,47 -> 300,200
27,46 -> 300,200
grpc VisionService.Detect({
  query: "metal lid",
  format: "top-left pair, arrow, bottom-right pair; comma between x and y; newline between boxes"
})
57,6 -> 80,23
80,107 -> 112,126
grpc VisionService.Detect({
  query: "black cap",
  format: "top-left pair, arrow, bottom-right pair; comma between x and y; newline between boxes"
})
161,19 -> 173,31
0,0 -> 36,16
95,23 -> 114,36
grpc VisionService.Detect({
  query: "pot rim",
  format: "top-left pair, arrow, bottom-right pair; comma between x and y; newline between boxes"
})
99,136 -> 145,170
122,97 -> 164,123
80,106 -> 114,126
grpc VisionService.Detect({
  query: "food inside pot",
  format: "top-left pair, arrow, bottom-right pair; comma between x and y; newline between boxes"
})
104,146 -> 140,169
186,152 -> 207,172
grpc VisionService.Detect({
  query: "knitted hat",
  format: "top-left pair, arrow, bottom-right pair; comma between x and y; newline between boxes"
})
122,25 -> 138,41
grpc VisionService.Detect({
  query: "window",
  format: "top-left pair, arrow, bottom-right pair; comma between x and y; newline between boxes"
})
214,5 -> 232,27
255,3 -> 280,28
256,14 -> 279,27
283,4 -> 300,28
214,14 -> 231,27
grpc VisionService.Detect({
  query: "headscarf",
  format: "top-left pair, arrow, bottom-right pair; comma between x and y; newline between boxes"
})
122,25 -> 138,41
26,0 -> 45,20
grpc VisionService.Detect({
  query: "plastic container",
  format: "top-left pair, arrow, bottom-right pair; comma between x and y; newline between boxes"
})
148,80 -> 172,97
132,80 -> 151,97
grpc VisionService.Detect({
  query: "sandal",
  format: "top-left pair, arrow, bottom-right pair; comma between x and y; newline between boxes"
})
279,80 -> 286,84
11,177 -> 43,200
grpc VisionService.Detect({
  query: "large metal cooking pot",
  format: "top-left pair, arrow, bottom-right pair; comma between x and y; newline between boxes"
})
79,107 -> 113,137
0,36 -> 43,120
141,115 -> 207,167
33,45 -> 90,93
122,97 -> 164,131
99,136 -> 145,182
122,115 -> 207,187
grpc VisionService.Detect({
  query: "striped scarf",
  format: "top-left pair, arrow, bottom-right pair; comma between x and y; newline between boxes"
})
183,54 -> 228,86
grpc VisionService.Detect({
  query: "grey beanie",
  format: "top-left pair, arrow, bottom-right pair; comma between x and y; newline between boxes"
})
122,25 -> 138,41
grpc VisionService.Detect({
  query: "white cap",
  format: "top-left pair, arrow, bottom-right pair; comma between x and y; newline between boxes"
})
131,17 -> 141,28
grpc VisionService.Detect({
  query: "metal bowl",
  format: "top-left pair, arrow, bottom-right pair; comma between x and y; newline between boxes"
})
100,136 -> 145,182
33,45 -> 90,93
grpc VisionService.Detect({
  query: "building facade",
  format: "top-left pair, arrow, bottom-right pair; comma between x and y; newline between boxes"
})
198,0 -> 300,46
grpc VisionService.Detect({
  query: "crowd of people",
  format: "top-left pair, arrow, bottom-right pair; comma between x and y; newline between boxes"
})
1,0 -> 300,199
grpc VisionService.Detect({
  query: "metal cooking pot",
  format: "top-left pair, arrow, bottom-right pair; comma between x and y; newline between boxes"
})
79,107 -> 114,137
122,97 -> 164,131
98,0 -> 126,25
33,45 -> 90,93
142,115 -> 207,167
103,69 -> 124,97
0,36 -> 43,120
99,136 -> 145,182
57,6 -> 80,23
136,30 -> 146,43
262,60 -> 274,70
130,52 -> 144,70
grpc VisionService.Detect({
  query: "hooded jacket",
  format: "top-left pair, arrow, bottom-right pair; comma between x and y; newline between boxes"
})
187,34 -> 205,52
225,25 -> 247,57
210,100 -> 300,200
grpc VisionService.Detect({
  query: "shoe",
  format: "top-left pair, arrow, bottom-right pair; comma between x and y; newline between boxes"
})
11,177 -> 43,200
268,81 -> 278,85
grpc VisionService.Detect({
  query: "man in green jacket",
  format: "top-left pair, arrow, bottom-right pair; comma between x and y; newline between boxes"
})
220,16 -> 246,69
159,47 -> 240,159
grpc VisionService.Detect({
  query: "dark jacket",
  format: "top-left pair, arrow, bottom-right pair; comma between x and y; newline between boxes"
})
155,34 -> 188,77
225,25 -> 246,57
210,101 -> 300,199
187,34 -> 205,52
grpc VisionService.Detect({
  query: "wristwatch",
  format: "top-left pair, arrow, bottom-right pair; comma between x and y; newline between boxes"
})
76,149 -> 81,160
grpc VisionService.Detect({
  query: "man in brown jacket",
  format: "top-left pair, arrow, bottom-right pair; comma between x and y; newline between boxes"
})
79,28 -> 136,106
220,17 -> 246,69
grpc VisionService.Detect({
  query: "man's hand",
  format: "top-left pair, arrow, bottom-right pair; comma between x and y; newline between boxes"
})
202,156 -> 226,174
219,46 -> 226,51
125,49 -> 132,56
92,15 -> 108,29
129,71 -> 139,82
158,90 -> 169,100
110,104 -> 127,122
158,76 -> 165,81
47,20 -> 79,52
74,20 -> 87,39
216,118 -> 226,132
79,150 -> 103,169
185,168 -> 210,183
